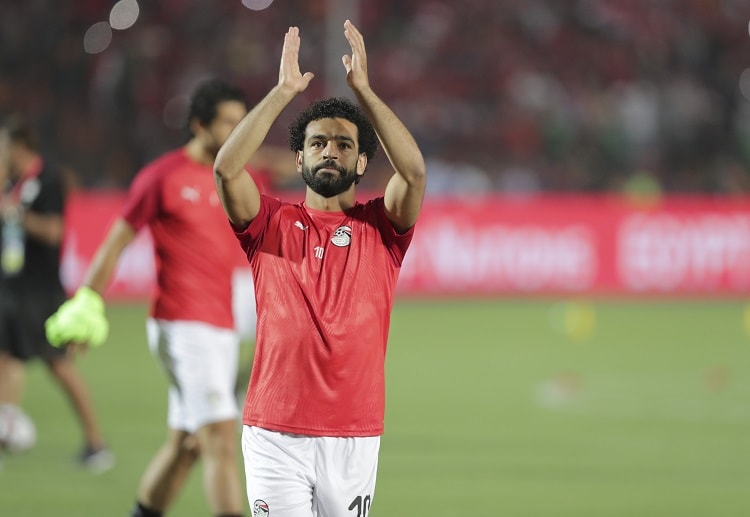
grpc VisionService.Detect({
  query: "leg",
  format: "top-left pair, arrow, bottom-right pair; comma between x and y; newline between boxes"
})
44,356 -> 106,450
0,352 -> 25,405
0,292 -> 26,405
14,286 -> 111,467
196,419 -> 245,516
148,318 -> 245,515
0,353 -> 29,455
135,429 -> 200,511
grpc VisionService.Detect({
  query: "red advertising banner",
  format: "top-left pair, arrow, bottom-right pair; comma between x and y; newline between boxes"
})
62,191 -> 750,298
62,191 -> 157,299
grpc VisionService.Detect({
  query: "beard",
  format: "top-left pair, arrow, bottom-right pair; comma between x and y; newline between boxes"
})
301,159 -> 359,198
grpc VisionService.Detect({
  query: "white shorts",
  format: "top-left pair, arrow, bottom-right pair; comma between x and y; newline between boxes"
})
241,426 -> 380,517
146,318 -> 240,433
232,268 -> 257,342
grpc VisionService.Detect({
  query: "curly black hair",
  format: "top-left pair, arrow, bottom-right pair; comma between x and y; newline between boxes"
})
288,97 -> 378,162
187,79 -> 246,132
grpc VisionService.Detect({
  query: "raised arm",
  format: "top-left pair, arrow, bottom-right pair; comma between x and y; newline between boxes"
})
214,26 -> 314,229
83,218 -> 136,295
342,20 -> 426,232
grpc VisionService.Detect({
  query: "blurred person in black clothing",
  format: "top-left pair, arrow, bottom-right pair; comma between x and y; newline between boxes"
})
0,115 -> 113,472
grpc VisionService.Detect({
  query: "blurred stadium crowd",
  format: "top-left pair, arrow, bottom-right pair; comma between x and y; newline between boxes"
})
2,0 -> 750,195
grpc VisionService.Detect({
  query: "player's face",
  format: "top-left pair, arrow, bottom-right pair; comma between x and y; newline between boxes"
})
298,117 -> 365,198
204,100 -> 247,154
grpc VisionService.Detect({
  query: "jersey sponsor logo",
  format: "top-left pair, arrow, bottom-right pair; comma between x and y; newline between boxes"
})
331,225 -> 352,247
294,220 -> 308,231
252,499 -> 270,516
180,185 -> 200,203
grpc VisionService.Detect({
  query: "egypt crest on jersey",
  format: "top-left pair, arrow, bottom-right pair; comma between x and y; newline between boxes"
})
252,499 -> 269,516
331,225 -> 352,247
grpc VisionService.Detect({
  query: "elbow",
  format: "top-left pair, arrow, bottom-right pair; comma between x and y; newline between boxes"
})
213,160 -> 230,182
213,149 -> 236,183
409,159 -> 427,188
394,154 -> 426,188
213,163 -> 239,189
416,161 -> 427,182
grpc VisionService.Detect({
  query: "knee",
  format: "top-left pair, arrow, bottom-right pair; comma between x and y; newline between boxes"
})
182,433 -> 202,458
198,421 -> 237,458
170,432 -> 201,463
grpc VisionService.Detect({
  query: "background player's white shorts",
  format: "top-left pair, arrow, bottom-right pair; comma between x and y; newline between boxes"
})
232,268 -> 257,342
242,426 -> 380,517
146,318 -> 240,433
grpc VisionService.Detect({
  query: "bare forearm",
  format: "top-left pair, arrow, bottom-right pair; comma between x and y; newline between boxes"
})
83,250 -> 119,295
214,85 -> 299,226
215,85 -> 296,182
353,86 -> 426,231
353,87 -> 426,184
22,212 -> 63,246
83,219 -> 135,295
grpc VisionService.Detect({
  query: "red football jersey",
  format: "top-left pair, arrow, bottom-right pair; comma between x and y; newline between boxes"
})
122,148 -> 246,329
235,194 -> 414,436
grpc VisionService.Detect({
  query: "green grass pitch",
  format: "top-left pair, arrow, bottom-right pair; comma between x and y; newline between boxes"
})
2,299 -> 750,516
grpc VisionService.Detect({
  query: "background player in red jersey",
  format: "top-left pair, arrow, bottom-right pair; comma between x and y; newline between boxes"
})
46,80 -> 250,517
214,21 -> 427,517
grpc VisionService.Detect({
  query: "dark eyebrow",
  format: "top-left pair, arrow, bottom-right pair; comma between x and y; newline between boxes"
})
308,134 -> 356,145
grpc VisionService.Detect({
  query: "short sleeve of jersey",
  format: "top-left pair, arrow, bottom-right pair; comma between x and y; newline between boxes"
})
120,162 -> 164,231
233,194 -> 283,258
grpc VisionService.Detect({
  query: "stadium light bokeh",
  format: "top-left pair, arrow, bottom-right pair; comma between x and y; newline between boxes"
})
83,21 -> 112,55
740,69 -> 750,101
242,0 -> 275,11
109,0 -> 140,31
83,0 -> 139,55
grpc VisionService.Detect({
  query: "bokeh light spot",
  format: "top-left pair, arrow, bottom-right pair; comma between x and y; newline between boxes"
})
242,0 -> 274,11
110,0 -> 140,31
83,22 -> 112,54
739,68 -> 750,101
